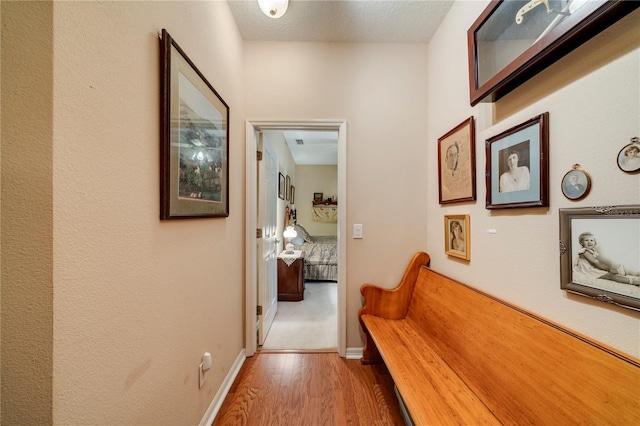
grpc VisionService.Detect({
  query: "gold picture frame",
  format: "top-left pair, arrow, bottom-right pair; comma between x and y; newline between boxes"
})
444,214 -> 470,260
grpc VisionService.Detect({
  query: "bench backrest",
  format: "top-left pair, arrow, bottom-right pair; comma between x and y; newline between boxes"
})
407,267 -> 640,425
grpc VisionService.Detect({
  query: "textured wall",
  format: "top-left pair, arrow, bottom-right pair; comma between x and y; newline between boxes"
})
426,1 -> 640,357
1,1 -> 54,423
245,42 -> 430,348
3,1 -> 246,423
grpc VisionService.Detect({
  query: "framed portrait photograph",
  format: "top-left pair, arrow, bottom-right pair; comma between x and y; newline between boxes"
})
438,117 -> 476,204
444,214 -> 470,260
278,173 -> 285,200
561,165 -> 591,201
314,192 -> 323,202
160,29 -> 229,219
485,112 -> 549,209
616,137 -> 640,174
559,206 -> 640,312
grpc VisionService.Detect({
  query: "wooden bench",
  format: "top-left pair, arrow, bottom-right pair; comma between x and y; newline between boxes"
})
359,252 -> 640,425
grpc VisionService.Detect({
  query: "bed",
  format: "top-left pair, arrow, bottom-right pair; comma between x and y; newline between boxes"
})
291,223 -> 338,282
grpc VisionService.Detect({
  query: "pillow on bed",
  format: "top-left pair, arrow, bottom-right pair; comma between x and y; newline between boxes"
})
291,236 -> 305,246
293,224 -> 312,242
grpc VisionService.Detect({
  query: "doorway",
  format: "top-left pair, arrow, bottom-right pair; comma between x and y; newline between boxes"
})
245,120 -> 347,357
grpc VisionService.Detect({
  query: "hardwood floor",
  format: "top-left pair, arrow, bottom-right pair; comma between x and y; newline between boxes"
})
212,352 -> 405,425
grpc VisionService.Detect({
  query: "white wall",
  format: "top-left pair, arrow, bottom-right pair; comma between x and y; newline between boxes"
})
296,165 -> 338,236
3,1 -> 246,423
245,42 -> 429,348
426,1 -> 640,357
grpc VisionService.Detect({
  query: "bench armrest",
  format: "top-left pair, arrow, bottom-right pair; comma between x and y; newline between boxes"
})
359,251 -> 430,363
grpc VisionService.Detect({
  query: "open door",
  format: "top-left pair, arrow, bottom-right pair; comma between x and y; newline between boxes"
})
257,134 -> 278,346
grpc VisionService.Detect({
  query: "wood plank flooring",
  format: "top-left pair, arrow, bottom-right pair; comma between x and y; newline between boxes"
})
212,352 -> 405,426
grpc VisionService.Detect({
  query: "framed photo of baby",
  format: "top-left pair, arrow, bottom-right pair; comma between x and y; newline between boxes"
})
444,214 -> 470,260
485,113 -> 549,209
559,206 -> 640,312
438,117 -> 476,204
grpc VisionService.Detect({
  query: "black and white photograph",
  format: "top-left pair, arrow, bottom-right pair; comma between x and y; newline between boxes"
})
560,206 -> 640,311
561,165 -> 591,201
444,214 -> 470,260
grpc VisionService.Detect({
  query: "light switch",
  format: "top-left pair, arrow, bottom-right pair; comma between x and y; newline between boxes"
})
354,224 -> 363,239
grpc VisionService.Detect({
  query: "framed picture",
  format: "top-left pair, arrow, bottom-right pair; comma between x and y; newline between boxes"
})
438,117 -> 476,204
285,175 -> 291,201
278,173 -> 285,200
160,29 -> 229,219
616,137 -> 640,174
467,1 -> 638,105
444,214 -> 470,260
290,186 -> 295,204
485,112 -> 549,209
314,192 -> 323,202
561,164 -> 591,201
559,206 -> 640,312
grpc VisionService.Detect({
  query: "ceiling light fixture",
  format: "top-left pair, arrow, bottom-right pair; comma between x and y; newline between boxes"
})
258,0 -> 288,19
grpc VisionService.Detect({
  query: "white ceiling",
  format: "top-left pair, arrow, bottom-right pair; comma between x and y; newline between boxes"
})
227,0 -> 454,43
230,0 -> 454,164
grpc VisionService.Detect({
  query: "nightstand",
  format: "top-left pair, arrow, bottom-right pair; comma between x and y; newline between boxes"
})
277,250 -> 305,301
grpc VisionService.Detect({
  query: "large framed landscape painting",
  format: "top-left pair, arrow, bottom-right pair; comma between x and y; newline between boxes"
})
160,29 -> 229,219
559,206 -> 640,311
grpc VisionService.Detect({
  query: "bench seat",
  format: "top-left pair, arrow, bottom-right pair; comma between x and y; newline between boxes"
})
359,252 -> 640,425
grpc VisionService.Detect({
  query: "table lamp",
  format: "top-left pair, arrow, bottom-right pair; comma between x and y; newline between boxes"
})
283,226 -> 297,254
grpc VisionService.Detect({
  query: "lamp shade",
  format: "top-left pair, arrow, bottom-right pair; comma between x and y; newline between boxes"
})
258,0 -> 288,18
283,226 -> 297,239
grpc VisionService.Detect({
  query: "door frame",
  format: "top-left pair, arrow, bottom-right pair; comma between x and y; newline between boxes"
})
245,119 -> 347,357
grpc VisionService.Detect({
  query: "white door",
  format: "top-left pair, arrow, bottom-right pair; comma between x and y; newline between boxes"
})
257,134 -> 278,346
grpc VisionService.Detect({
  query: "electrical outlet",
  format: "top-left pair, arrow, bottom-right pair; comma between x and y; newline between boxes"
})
198,362 -> 207,388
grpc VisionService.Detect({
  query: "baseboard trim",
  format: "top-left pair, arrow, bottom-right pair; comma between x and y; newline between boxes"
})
345,347 -> 363,359
199,349 -> 246,426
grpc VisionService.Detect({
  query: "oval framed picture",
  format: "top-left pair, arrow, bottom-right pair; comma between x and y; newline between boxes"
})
561,165 -> 591,201
617,138 -> 640,174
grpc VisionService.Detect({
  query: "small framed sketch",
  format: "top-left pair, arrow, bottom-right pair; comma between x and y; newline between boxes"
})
561,165 -> 591,201
617,137 -> 640,174
438,117 -> 476,204
486,113 -> 549,209
160,29 -> 229,219
278,173 -> 285,200
444,214 -> 470,260
559,205 -> 640,311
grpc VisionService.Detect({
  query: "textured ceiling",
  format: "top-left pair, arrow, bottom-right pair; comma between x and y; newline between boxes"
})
227,0 -> 454,43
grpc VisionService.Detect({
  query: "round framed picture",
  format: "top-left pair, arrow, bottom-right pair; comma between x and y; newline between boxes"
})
561,165 -> 591,201
617,138 -> 640,174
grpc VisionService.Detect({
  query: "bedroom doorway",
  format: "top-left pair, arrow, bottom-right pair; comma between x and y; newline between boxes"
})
245,120 -> 347,357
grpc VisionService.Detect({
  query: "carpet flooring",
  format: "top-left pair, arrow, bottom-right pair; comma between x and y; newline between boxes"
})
261,281 -> 337,351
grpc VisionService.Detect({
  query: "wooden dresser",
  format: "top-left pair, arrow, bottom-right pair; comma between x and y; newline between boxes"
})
277,251 -> 305,301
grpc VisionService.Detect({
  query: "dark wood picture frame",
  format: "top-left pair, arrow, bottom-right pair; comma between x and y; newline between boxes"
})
485,112 -> 549,209
559,205 -> 640,312
314,192 -> 323,202
285,175 -> 291,201
278,173 -> 286,200
290,186 -> 295,204
438,117 -> 476,204
160,29 -> 229,219
467,1 -> 639,106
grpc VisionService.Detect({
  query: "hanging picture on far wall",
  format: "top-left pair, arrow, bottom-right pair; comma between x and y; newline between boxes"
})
617,137 -> 640,174
559,205 -> 640,311
561,164 -> 591,201
485,113 -> 549,210
438,117 -> 476,204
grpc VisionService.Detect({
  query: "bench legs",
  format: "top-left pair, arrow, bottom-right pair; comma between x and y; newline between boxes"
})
360,324 -> 383,365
